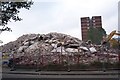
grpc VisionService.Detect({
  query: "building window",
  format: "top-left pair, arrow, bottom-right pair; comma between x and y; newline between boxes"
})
93,23 -> 96,25
93,20 -> 95,22
87,27 -> 90,29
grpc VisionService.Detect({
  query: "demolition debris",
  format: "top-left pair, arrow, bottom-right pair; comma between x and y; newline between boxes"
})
0,32 -> 119,67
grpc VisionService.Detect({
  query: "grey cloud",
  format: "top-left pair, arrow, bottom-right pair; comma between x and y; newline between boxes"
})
1,0 -> 119,45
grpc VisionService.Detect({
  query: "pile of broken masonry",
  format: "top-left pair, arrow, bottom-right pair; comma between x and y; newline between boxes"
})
0,32 -> 119,66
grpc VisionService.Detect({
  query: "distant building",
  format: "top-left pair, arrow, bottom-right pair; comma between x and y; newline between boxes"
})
119,2 -> 120,31
81,17 -> 90,41
81,16 -> 102,41
92,16 -> 102,28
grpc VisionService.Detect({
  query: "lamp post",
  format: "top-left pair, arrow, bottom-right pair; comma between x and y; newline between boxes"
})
101,45 -> 106,72
10,51 -> 16,71
0,51 -> 2,80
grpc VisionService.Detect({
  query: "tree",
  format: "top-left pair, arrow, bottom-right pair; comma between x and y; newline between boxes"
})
0,0 -> 33,32
87,27 -> 106,45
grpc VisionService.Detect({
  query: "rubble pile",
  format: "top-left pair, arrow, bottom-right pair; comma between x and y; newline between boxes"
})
0,32 -> 119,66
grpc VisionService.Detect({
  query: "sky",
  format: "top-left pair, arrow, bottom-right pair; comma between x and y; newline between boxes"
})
0,0 -> 119,45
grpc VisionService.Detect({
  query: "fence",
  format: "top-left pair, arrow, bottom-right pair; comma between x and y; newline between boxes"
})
12,51 -> 119,71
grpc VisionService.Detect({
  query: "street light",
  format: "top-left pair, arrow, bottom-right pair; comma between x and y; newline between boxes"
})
101,45 -> 106,72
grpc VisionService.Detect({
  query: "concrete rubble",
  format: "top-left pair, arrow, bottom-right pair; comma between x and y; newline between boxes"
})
0,32 -> 119,66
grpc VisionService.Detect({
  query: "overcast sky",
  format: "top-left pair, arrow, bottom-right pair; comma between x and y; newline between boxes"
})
0,0 -> 119,45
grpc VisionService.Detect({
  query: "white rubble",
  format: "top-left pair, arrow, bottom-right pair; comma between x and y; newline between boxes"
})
0,32 -> 119,66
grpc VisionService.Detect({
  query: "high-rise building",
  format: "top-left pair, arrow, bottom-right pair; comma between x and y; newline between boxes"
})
92,16 -> 102,28
81,16 -> 102,41
81,17 -> 90,41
